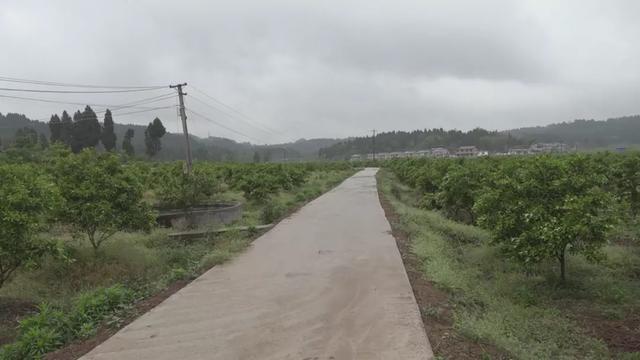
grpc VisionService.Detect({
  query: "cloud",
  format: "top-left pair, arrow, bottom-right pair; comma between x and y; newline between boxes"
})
1,0 -> 639,143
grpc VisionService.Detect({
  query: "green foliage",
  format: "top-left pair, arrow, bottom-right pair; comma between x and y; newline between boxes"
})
319,127 -> 527,159
47,114 -> 62,143
261,198 -> 286,224
144,117 -> 166,158
0,163 -> 58,288
59,111 -> 73,146
387,153 -> 637,281
436,160 -> 488,223
69,285 -> 136,329
101,109 -> 117,152
70,106 -> 101,153
13,127 -> 39,149
0,285 -> 135,360
378,171 -> 621,359
53,149 -> 154,251
122,128 -> 135,156
157,163 -> 222,209
474,155 -> 616,280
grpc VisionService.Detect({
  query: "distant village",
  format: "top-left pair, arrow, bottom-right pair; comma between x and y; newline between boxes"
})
350,142 -> 571,161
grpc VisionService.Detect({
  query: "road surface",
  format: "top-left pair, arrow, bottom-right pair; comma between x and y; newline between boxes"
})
81,168 -> 433,360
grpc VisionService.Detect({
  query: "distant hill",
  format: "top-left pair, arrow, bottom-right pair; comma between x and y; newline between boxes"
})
319,115 -> 640,159
319,128 -> 527,160
508,115 -> 640,149
0,112 -> 340,161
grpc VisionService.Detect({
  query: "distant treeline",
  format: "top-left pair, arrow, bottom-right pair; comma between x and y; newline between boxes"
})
319,128 -> 529,159
319,115 -> 640,159
0,112 -> 338,162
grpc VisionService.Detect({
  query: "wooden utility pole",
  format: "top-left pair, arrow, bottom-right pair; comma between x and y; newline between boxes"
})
170,83 -> 192,174
371,129 -> 377,161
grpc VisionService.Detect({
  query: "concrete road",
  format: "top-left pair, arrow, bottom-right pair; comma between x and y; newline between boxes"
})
81,168 -> 433,360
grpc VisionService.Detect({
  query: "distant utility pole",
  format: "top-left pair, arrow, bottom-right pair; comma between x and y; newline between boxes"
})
170,83 -> 192,174
371,129 -> 377,160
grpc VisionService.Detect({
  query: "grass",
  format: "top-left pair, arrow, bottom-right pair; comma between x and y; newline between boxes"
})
0,168 -> 356,359
378,169 -> 640,359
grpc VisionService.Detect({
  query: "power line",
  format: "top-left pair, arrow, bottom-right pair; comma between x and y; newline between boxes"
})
0,86 -> 166,94
188,94 -> 278,137
0,92 -> 175,110
189,85 -> 283,135
112,105 -> 177,117
186,108 -> 263,143
0,75 -> 166,89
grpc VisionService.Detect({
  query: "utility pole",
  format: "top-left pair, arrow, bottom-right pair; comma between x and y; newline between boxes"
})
371,129 -> 376,161
170,83 -> 192,174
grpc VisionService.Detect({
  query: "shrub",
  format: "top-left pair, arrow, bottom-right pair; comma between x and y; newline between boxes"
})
0,163 -> 59,288
261,199 -> 286,224
53,149 -> 154,252
157,163 -> 222,209
0,285 -> 136,360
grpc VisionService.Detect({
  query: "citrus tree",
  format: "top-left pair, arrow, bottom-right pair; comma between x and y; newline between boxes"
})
474,155 -> 616,281
157,162 -> 222,209
0,164 -> 58,287
53,149 -> 154,252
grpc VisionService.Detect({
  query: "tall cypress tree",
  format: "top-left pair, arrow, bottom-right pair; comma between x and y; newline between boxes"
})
101,109 -> 117,151
144,117 -> 166,158
70,106 -> 101,153
122,128 -> 135,156
60,110 -> 73,147
48,114 -> 62,143
39,133 -> 49,149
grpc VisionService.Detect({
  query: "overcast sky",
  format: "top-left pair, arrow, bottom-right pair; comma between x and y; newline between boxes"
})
1,0 -> 639,144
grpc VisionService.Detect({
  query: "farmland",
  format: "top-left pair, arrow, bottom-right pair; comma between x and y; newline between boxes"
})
0,145 -> 356,359
379,152 -> 640,358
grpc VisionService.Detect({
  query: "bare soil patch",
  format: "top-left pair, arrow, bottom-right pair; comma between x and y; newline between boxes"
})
568,307 -> 640,354
0,298 -> 37,346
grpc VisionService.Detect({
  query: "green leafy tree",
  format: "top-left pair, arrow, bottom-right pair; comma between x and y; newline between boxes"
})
70,106 -> 101,153
158,163 -> 222,209
475,155 -> 616,281
101,109 -> 117,151
0,164 -> 58,288
122,128 -> 135,156
437,161 -> 486,224
144,118 -> 166,158
53,149 -> 154,252
39,133 -> 49,149
60,110 -> 73,147
610,152 -> 640,216
48,114 -> 62,143
14,127 -> 39,148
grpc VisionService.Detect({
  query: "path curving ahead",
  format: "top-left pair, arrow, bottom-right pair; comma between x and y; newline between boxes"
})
81,168 -> 433,360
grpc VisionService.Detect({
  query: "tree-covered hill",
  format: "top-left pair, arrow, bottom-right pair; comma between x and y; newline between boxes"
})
509,115 -> 640,149
319,115 -> 640,159
319,128 -> 527,160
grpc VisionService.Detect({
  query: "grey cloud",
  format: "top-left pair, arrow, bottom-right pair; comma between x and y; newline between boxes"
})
1,0 -> 639,143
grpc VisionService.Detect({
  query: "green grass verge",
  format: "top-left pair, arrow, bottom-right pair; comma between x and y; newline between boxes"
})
378,169 -> 640,360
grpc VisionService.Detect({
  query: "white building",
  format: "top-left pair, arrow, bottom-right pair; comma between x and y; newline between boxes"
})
431,147 -> 450,158
455,146 -> 479,157
529,143 -> 569,154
